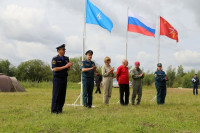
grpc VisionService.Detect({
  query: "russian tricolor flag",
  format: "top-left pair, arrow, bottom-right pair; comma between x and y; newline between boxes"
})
128,11 -> 156,37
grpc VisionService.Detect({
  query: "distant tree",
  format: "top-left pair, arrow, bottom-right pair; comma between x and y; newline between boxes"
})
16,59 -> 52,82
182,70 -> 195,88
68,57 -> 82,82
166,65 -> 176,87
177,65 -> 185,77
143,70 -> 154,86
0,59 -> 16,76
129,66 -> 133,81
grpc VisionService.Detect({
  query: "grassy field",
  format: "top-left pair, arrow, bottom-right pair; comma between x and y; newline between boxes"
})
0,82 -> 200,133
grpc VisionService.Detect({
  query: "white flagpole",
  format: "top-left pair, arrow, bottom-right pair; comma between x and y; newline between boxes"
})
151,15 -> 161,102
80,0 -> 87,106
157,15 -> 160,63
125,7 -> 129,60
68,0 -> 86,106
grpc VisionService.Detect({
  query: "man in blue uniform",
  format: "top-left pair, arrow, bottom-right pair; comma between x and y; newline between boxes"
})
192,74 -> 199,95
154,63 -> 168,105
51,44 -> 73,114
80,50 -> 97,108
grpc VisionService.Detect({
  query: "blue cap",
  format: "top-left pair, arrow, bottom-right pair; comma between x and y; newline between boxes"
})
85,50 -> 93,55
157,63 -> 162,67
56,44 -> 66,50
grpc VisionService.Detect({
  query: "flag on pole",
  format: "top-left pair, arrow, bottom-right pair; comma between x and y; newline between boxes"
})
86,0 -> 113,32
128,11 -> 156,37
160,16 -> 178,42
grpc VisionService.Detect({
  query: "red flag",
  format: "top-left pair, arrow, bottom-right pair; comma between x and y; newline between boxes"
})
160,17 -> 178,42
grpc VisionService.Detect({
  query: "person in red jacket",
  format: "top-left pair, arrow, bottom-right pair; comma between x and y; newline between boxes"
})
116,59 -> 130,105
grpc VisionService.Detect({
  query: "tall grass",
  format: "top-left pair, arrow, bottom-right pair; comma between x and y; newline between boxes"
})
0,82 -> 199,132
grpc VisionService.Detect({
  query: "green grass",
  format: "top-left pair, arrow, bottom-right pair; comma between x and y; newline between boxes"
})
0,82 -> 200,133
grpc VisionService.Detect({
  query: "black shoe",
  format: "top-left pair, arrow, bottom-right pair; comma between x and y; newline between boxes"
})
88,105 -> 92,108
57,111 -> 62,114
83,104 -> 88,107
51,111 -> 57,114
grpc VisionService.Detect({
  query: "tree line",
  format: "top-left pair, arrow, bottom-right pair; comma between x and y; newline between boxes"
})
0,58 -> 197,88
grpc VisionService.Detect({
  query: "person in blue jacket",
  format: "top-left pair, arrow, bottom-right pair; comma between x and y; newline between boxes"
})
80,50 -> 97,108
51,44 -> 73,114
192,74 -> 199,95
154,63 -> 168,105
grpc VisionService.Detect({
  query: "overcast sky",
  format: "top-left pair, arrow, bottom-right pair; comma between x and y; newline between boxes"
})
0,0 -> 200,73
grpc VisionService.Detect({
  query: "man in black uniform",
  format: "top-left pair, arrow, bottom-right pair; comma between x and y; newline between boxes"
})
51,44 -> 73,114
192,74 -> 199,95
95,72 -> 102,94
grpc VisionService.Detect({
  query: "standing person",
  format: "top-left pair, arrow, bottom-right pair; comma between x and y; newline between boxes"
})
192,74 -> 199,95
102,57 -> 114,105
131,61 -> 144,105
81,50 -> 97,108
95,72 -> 102,94
154,63 -> 168,105
116,59 -> 130,106
51,44 -> 73,114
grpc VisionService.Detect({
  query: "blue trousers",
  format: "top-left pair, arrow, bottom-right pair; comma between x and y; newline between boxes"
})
51,77 -> 67,112
156,85 -> 166,105
193,85 -> 198,95
82,78 -> 94,106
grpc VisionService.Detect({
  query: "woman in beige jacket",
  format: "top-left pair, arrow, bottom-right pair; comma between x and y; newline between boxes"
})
102,57 -> 114,105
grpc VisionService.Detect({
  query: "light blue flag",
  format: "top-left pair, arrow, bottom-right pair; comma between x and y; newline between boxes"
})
86,0 -> 113,32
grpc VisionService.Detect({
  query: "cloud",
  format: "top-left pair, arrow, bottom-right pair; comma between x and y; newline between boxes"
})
174,50 -> 200,66
0,0 -> 200,74
0,5 -> 65,44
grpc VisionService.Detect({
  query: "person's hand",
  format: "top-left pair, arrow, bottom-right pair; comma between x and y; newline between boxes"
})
92,66 -> 97,70
165,76 -> 168,81
65,62 -> 73,68
140,73 -> 144,77
109,67 -> 114,73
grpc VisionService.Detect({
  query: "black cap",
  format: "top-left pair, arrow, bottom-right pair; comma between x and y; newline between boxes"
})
195,74 -> 197,75
85,50 -> 93,55
157,63 -> 162,67
56,44 -> 66,50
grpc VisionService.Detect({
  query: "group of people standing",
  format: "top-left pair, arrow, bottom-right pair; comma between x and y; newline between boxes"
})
50,44 -> 168,113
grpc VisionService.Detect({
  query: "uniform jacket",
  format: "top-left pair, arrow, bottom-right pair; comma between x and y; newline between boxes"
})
131,68 -> 144,88
154,70 -> 167,87
80,60 -> 95,79
192,77 -> 199,86
52,55 -> 69,78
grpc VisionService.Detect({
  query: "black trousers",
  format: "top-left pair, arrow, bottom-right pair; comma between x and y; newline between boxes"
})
51,77 -> 67,113
119,84 -> 130,105
95,82 -> 101,93
193,85 -> 198,95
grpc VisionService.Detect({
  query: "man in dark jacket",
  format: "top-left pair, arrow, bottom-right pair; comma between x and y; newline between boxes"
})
95,72 -> 102,94
154,63 -> 168,105
192,74 -> 199,95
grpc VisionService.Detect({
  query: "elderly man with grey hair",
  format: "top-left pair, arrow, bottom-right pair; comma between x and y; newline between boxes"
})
116,59 -> 130,105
